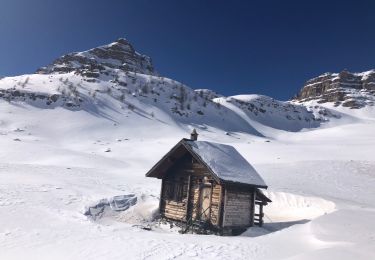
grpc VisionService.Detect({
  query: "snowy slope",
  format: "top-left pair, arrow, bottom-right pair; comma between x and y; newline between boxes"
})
0,71 -> 266,136
0,102 -> 374,259
0,71 -> 349,138
213,95 -> 341,132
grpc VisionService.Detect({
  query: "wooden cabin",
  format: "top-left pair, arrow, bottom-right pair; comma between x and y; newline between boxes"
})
146,130 -> 271,235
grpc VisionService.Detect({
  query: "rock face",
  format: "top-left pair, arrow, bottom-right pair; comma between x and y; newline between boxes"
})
37,38 -> 156,76
294,70 -> 375,108
194,89 -> 223,100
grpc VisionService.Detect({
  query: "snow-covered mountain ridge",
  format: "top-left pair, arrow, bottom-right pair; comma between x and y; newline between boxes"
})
214,95 -> 340,132
0,38 -> 359,136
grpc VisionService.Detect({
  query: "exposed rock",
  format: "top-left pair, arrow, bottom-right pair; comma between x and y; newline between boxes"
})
195,89 -> 223,100
294,69 -> 375,108
37,38 -> 156,76
0,89 -> 80,108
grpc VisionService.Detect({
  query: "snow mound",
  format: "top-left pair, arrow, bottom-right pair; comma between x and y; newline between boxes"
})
241,191 -> 336,238
263,191 -> 336,222
115,195 -> 159,224
84,194 -> 159,227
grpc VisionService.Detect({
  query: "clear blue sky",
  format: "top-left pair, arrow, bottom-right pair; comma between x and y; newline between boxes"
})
1,0 -> 374,100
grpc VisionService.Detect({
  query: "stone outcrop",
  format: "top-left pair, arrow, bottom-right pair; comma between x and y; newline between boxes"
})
294,70 -> 375,108
0,88 -> 81,108
37,38 -> 156,76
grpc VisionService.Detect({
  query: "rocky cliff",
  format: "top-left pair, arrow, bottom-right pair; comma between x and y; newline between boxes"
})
294,70 -> 375,108
37,38 -> 156,76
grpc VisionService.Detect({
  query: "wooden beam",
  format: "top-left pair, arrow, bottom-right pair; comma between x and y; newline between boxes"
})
159,179 -> 164,217
208,182 -> 214,223
249,189 -> 255,227
184,174 -> 192,221
221,187 -> 228,227
218,185 -> 225,229
259,204 -> 264,227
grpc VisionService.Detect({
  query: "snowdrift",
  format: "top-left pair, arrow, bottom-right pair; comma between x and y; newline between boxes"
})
263,191 -> 335,222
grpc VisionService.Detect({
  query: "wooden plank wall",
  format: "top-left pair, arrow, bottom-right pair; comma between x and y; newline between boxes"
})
161,178 -> 189,220
189,175 -> 201,220
189,162 -> 209,220
222,188 -> 254,227
188,171 -> 222,226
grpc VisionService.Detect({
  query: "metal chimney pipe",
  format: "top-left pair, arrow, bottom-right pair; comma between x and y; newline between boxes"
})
190,129 -> 198,141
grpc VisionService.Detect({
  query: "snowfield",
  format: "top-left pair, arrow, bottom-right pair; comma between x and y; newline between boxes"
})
0,97 -> 374,260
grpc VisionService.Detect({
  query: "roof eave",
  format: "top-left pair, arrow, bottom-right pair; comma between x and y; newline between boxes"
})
222,179 -> 268,189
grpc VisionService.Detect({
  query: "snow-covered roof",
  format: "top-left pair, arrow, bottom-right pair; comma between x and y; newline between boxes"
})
184,140 -> 267,187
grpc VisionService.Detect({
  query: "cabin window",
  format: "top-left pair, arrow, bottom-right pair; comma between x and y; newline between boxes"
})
165,180 -> 184,202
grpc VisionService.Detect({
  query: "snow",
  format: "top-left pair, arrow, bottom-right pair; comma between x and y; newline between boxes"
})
0,93 -> 374,259
262,191 -> 336,222
0,59 -> 375,259
186,140 -> 267,187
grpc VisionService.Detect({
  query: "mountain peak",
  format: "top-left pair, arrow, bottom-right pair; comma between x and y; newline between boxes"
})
37,38 -> 156,76
115,37 -> 131,45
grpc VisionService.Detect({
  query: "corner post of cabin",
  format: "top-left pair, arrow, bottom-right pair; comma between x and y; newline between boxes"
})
259,203 -> 264,227
159,178 -> 165,216
219,186 -> 226,230
184,174 -> 192,221
249,188 -> 255,227
208,179 -> 214,223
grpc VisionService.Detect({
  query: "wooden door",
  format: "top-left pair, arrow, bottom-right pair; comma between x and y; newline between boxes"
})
199,185 -> 212,221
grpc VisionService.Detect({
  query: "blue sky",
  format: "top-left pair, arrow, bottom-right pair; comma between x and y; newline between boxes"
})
1,0 -> 374,100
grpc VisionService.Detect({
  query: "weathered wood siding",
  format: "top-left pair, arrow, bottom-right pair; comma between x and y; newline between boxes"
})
160,155 -> 222,226
161,178 -> 189,220
189,179 -> 209,219
188,162 -> 210,220
222,188 -> 255,227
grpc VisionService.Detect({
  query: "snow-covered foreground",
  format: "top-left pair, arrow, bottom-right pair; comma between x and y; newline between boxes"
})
1,102 -> 375,260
